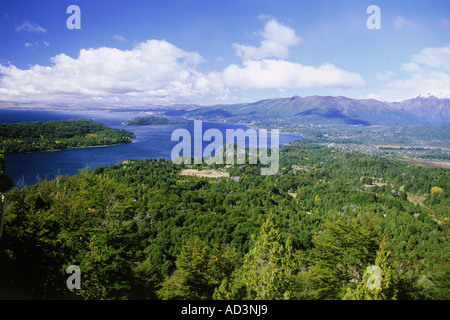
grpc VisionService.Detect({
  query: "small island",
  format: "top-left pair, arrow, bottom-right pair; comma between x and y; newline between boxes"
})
122,115 -> 189,126
0,119 -> 135,153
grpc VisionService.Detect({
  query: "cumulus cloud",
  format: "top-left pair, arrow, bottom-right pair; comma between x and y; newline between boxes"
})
232,19 -> 301,60
225,18 -> 364,91
223,59 -> 365,89
371,71 -> 450,101
0,40 -> 225,103
372,45 -> 450,100
0,26 -> 366,104
410,45 -> 450,71
15,20 -> 46,33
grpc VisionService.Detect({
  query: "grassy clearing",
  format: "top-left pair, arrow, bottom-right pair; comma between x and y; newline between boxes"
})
179,169 -> 230,178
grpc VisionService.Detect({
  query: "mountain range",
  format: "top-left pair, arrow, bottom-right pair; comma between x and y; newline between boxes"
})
166,95 -> 450,126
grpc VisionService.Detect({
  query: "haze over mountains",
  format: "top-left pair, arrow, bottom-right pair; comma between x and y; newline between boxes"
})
174,95 -> 450,126
1,95 -> 448,127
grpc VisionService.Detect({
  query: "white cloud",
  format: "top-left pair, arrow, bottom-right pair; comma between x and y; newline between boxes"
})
24,41 -> 50,49
113,35 -> 127,42
223,59 -> 365,90
0,40 -> 225,104
257,14 -> 274,20
370,71 -> 450,101
15,20 -> 46,33
233,19 -> 301,60
393,16 -> 417,29
224,18 -> 364,92
0,34 -> 366,104
375,70 -> 396,81
401,62 -> 421,72
371,45 -> 450,100
410,45 -> 450,71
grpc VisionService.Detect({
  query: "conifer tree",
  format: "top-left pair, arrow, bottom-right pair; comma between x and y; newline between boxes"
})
215,214 -> 295,300
343,238 -> 397,300
310,215 -> 381,299
158,235 -> 212,300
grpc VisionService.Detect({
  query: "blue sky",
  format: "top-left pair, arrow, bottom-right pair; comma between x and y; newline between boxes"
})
0,0 -> 449,106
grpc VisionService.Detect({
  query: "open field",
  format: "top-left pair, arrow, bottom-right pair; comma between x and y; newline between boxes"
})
179,169 -> 230,178
404,159 -> 450,169
373,145 -> 450,151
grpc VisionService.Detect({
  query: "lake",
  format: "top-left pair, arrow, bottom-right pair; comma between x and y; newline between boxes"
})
0,108 -> 303,187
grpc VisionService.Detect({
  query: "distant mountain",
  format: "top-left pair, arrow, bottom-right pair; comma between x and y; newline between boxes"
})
390,96 -> 450,124
182,95 -> 450,126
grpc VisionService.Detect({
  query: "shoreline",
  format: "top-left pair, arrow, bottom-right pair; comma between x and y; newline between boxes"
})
6,141 -> 133,155
183,117 -> 305,138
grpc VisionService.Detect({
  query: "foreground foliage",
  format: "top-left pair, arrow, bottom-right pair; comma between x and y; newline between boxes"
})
0,143 -> 448,300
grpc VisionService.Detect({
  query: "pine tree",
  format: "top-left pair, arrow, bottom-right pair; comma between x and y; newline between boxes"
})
343,238 -> 397,300
157,235 -> 212,300
215,214 -> 295,300
310,215 -> 381,299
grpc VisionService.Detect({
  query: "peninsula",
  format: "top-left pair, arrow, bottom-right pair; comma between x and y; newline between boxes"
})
122,115 -> 189,126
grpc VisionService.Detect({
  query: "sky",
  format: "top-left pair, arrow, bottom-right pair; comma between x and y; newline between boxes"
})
0,0 -> 449,106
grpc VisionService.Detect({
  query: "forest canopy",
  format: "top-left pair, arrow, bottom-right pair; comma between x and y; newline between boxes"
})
0,119 -> 135,153
0,141 -> 448,300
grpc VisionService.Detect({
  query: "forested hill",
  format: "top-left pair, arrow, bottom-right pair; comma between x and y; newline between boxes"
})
122,115 -> 189,126
1,141 -> 448,300
0,119 -> 135,153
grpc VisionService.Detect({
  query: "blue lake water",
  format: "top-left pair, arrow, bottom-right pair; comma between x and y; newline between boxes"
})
0,108 -> 303,187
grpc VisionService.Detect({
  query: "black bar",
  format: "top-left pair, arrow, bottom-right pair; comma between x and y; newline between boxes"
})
0,299 -> 446,319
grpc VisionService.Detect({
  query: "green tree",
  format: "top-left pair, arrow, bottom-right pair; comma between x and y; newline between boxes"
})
214,214 -> 296,300
343,238 -> 397,300
0,149 -> 12,238
0,149 -> 12,193
310,215 -> 381,299
157,235 -> 213,300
